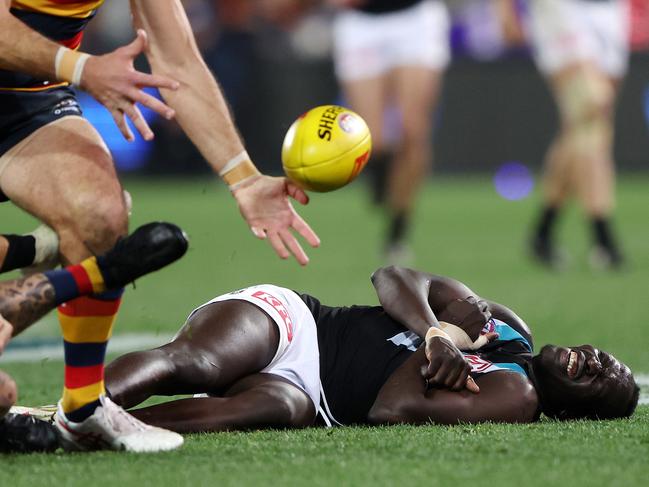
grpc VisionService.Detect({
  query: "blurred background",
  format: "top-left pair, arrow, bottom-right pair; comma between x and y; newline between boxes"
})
80,0 -> 649,175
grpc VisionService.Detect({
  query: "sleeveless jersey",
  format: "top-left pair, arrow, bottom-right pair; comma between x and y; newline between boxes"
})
299,293 -> 534,425
1,0 -> 104,91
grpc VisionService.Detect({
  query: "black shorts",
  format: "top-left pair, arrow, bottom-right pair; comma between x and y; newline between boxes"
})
0,86 -> 83,202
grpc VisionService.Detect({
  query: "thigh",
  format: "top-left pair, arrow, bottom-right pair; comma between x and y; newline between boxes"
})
341,76 -> 389,150
130,373 -> 316,433
0,116 -> 127,262
171,300 -> 281,388
390,66 -> 443,141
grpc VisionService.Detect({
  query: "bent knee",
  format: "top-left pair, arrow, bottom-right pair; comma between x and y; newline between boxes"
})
58,189 -> 128,259
558,76 -> 615,127
262,382 -> 316,428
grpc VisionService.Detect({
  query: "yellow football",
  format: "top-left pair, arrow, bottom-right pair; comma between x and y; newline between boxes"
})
281,105 -> 372,192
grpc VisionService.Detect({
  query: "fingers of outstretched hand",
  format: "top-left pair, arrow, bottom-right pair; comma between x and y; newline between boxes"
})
121,103 -> 153,141
124,29 -> 148,57
251,227 -> 266,239
111,109 -> 134,141
129,86 -> 175,119
279,229 -> 309,266
286,180 -> 310,205
267,231 -> 290,260
290,213 -> 320,248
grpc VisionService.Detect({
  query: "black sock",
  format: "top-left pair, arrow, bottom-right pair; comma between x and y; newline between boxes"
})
592,217 -> 622,258
534,206 -> 559,243
368,151 -> 391,205
0,234 -> 36,273
387,211 -> 409,246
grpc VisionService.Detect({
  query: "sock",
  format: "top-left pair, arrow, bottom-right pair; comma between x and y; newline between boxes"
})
592,217 -> 622,261
44,255 -> 123,421
368,151 -> 391,205
534,206 -> 559,243
58,289 -> 123,422
44,256 -> 108,305
0,234 -> 36,273
387,211 -> 409,246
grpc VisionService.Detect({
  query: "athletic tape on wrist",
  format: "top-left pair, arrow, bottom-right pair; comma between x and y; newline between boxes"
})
425,326 -> 452,343
54,47 -> 90,85
219,151 -> 260,190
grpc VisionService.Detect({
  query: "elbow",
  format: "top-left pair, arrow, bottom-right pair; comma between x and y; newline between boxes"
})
368,398 -> 413,425
516,384 -> 540,423
371,265 -> 403,284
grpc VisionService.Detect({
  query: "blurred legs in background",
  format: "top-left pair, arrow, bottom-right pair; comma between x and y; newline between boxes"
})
528,0 -> 629,270
332,0 -> 449,263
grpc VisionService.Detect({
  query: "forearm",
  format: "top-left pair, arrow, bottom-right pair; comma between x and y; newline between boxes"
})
132,0 -> 250,176
368,348 -> 432,424
371,266 -> 439,337
0,274 -> 55,335
369,349 -> 538,425
0,5 -> 61,79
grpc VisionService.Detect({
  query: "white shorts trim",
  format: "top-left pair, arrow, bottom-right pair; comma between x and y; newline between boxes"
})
189,285 -> 321,410
332,0 -> 450,81
528,0 -> 630,77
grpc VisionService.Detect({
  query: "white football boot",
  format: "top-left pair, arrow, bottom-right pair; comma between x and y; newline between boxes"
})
54,395 -> 183,453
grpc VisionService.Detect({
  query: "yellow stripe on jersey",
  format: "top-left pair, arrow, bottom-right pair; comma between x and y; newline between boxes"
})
11,0 -> 104,19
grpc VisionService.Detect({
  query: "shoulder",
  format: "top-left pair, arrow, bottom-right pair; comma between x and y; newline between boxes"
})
485,300 -> 534,347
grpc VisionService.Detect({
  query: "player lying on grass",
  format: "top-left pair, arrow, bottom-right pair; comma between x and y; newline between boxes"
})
0,222 -> 188,453
102,266 -> 639,432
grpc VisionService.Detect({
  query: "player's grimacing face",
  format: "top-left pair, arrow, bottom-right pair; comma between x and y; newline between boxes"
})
532,344 -> 634,419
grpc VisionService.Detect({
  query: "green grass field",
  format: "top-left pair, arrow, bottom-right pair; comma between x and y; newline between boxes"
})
1,177 -> 648,485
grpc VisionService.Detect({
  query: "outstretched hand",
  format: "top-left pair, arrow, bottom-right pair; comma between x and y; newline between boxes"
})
232,176 -> 320,265
80,29 -> 179,141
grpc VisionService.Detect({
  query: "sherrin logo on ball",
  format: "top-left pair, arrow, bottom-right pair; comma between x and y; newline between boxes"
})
282,105 -> 372,192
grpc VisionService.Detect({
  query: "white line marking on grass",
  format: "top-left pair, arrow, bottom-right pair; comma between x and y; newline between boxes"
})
2,339 -> 649,406
0,333 -> 170,363
636,374 -> 649,405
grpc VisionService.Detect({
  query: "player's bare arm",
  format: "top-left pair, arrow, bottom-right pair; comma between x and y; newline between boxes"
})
368,347 -> 539,425
0,1 -> 178,141
372,266 -> 484,392
130,0 -> 320,265
0,274 -> 55,335
0,313 -> 13,354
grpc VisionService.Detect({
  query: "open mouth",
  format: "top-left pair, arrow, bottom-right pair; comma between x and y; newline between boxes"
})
566,350 -> 578,377
564,349 -> 586,379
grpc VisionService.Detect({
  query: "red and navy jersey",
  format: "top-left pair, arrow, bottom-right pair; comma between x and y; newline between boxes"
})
299,293 -> 534,426
0,0 -> 104,91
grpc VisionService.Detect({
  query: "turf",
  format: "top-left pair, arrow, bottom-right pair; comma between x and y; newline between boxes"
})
0,177 -> 647,485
